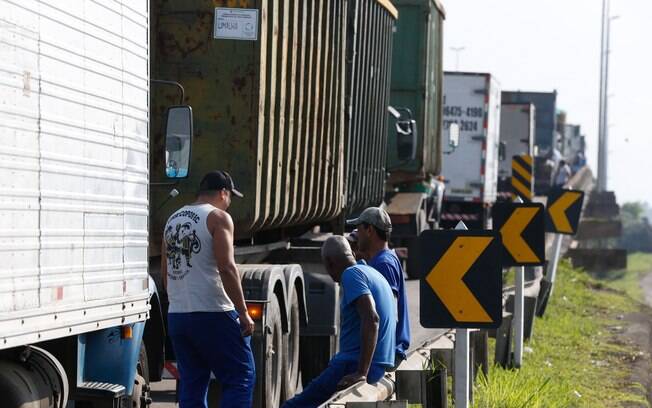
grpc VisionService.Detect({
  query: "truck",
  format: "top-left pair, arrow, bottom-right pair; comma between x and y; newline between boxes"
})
440,72 -> 502,230
149,0 -> 398,406
502,90 -> 558,195
0,1 -> 158,406
497,102 -> 536,201
384,0 -> 446,277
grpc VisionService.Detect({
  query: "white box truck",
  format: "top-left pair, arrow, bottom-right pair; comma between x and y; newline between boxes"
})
0,1 -> 161,406
440,72 -> 501,229
497,103 -> 536,201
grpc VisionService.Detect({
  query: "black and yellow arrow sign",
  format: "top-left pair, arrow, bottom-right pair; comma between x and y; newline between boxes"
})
545,188 -> 585,235
419,230 -> 503,329
511,155 -> 534,202
492,202 -> 545,267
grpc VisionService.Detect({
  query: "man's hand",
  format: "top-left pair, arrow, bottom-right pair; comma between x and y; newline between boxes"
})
336,372 -> 366,391
239,310 -> 255,337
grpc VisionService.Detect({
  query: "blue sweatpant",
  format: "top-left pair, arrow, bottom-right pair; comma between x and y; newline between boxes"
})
168,311 -> 255,408
282,359 -> 386,408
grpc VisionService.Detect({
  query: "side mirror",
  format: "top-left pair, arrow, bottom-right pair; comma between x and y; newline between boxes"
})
499,141 -> 507,161
443,122 -> 460,155
396,119 -> 418,161
448,123 -> 460,149
165,106 -> 193,178
388,106 -> 418,162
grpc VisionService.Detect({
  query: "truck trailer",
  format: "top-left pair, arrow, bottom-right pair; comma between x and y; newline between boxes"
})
149,0 -> 398,406
0,1 -> 158,406
440,72 -> 501,230
502,90 -> 558,195
384,0 -> 446,278
497,102 -> 536,201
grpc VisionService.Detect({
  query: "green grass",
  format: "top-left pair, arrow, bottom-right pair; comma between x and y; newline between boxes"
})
472,254 -> 652,408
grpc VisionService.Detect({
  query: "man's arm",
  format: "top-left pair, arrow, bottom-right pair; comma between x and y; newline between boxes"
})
210,210 -> 255,336
337,294 -> 379,390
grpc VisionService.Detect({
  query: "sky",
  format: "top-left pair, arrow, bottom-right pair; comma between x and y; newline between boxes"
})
442,0 -> 652,204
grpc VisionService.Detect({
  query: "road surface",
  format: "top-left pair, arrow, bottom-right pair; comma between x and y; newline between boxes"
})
150,278 -> 446,406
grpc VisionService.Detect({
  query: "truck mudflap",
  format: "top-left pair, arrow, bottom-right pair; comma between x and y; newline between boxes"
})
79,322 -> 146,397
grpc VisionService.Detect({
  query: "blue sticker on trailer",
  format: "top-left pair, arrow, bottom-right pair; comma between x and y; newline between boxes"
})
78,322 -> 145,395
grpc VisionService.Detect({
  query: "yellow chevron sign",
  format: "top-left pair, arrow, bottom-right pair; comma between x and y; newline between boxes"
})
511,155 -> 533,202
425,236 -> 493,323
492,203 -> 545,267
546,189 -> 585,235
419,230 -> 503,329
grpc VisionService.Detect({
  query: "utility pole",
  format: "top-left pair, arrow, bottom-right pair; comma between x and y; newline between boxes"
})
597,0 -> 617,192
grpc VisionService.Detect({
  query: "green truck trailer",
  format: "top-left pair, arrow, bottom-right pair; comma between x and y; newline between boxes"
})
385,0 -> 447,277
147,0 -> 398,406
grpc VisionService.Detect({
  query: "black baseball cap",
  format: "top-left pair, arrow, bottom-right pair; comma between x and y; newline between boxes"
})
198,170 -> 244,198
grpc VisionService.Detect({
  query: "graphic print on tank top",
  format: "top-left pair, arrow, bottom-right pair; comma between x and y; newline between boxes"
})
165,210 -> 202,281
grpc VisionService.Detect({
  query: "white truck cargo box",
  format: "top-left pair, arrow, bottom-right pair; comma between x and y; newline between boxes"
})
498,103 -> 535,186
0,0 -> 150,349
442,72 -> 501,204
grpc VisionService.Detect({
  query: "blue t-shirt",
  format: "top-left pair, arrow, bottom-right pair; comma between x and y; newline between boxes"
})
369,249 -> 411,358
334,262 -> 396,367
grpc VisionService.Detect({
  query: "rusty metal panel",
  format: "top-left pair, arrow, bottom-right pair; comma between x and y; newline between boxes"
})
150,0 -> 350,241
345,0 -> 397,215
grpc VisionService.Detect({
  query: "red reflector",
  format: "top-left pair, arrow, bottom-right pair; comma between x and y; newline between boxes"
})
247,303 -> 264,320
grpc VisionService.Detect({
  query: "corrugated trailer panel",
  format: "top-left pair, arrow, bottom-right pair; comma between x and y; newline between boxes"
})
150,0 -> 396,242
345,0 -> 397,215
386,0 -> 445,183
0,0 -> 149,349
150,0 -> 347,240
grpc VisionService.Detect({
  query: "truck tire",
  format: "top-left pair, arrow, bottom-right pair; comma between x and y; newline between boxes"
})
263,295 -> 283,408
0,347 -> 68,408
282,288 -> 301,401
132,343 -> 151,408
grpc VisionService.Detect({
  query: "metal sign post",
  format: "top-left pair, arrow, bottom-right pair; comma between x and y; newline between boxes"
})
454,221 -> 470,408
545,188 -> 585,297
514,265 -> 525,368
492,198 -> 545,369
455,327 -> 470,408
547,234 -> 563,296
419,221 -> 503,407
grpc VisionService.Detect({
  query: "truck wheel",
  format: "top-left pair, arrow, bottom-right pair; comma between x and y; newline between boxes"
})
0,347 -> 68,408
282,288 -> 301,401
132,343 -> 151,408
264,295 -> 283,408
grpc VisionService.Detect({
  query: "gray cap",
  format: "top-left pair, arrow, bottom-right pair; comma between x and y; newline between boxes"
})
346,207 -> 392,232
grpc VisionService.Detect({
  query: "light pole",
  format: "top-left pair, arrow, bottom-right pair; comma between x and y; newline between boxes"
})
597,0 -> 618,192
450,46 -> 466,71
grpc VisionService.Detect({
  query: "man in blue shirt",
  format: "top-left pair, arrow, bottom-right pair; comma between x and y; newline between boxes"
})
347,207 -> 411,370
283,236 -> 396,407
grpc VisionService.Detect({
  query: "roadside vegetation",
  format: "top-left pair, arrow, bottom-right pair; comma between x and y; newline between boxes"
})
473,254 -> 652,408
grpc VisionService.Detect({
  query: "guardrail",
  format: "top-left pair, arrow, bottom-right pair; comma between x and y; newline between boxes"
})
321,166 -> 595,407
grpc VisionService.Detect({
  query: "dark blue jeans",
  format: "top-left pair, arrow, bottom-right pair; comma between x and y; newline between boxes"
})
282,359 -> 386,408
168,311 -> 255,408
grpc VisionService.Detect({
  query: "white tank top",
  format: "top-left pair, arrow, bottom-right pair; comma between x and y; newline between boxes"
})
164,203 -> 235,313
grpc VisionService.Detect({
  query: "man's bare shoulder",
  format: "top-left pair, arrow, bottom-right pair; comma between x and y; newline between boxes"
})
207,207 -> 234,233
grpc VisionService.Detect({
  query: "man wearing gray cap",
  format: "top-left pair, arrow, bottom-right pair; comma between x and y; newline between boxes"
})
347,207 -> 411,369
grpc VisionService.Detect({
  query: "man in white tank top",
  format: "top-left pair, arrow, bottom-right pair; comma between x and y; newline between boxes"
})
162,170 -> 255,408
